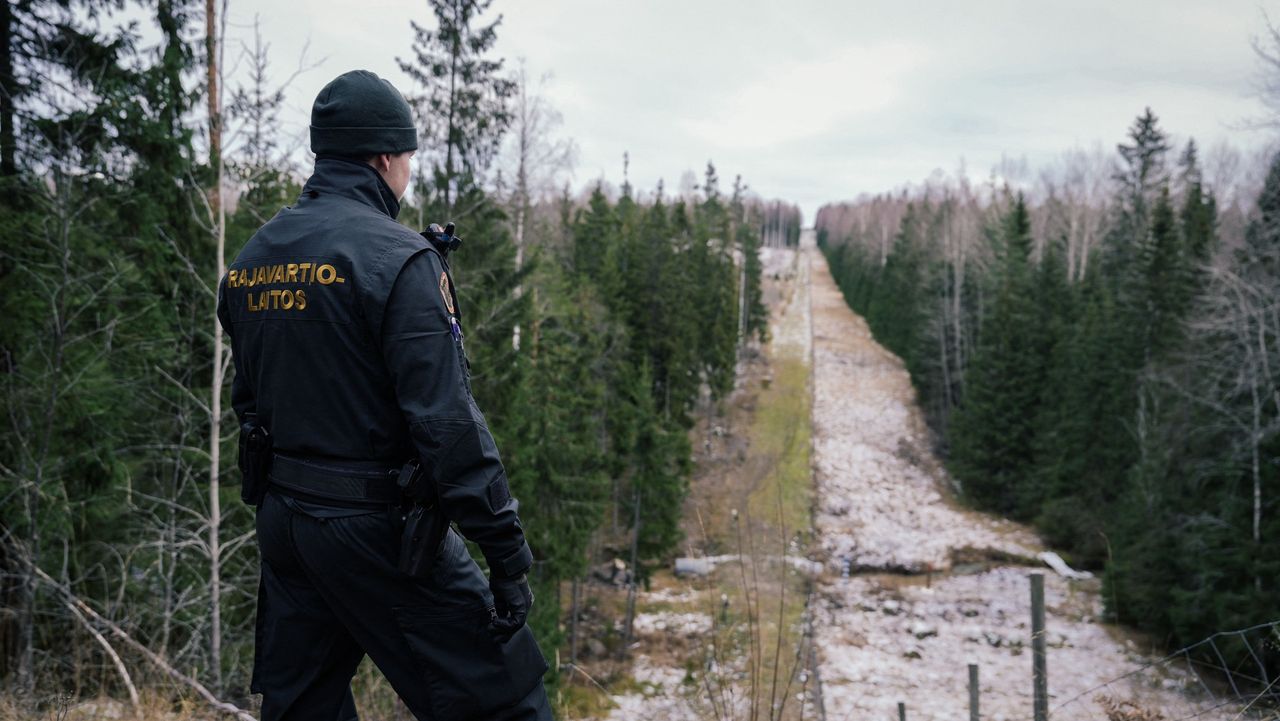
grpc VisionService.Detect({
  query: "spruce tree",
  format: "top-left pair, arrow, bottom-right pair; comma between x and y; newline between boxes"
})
867,204 -> 927,366
727,173 -> 766,350
1106,108 -> 1171,285
449,186 -> 531,426
398,0 -> 516,217
0,0 -> 218,695
1032,274 -> 1134,564
505,265 -> 611,644
1138,186 -> 1184,359
949,196 -> 1045,517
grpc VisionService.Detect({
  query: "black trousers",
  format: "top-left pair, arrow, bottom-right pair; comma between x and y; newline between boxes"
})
252,491 -> 551,721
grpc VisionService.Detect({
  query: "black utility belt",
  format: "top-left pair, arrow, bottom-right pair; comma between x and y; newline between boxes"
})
269,453 -> 404,505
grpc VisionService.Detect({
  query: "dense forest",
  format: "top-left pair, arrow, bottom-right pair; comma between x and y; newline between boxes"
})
0,0 -> 803,714
818,109 -> 1279,670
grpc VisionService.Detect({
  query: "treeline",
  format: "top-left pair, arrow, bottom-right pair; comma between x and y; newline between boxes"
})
818,109 -> 1278,671
759,199 -> 804,248
0,0 -> 771,713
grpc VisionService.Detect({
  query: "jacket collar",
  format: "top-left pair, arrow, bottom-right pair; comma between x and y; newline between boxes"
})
302,156 -> 402,220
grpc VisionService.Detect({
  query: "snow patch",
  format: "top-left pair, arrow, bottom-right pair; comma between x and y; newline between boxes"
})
632,612 -> 713,637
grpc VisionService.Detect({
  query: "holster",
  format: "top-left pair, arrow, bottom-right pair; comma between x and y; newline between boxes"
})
238,413 -> 272,507
396,459 -> 448,577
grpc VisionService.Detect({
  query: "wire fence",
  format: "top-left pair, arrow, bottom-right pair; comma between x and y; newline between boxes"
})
1047,619 -> 1280,721
877,574 -> 1280,721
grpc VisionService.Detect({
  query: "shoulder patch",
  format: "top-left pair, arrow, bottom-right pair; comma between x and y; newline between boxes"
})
439,271 -> 456,314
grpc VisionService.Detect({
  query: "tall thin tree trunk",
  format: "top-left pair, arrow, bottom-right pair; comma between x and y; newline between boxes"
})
17,170 -> 75,696
443,2 -> 460,218
417,152 -> 427,229
622,490 -> 641,658
513,159 -> 526,349
569,575 -> 580,664
1250,363 -> 1262,593
205,0 -> 226,691
16,480 -> 36,696
0,0 -> 15,180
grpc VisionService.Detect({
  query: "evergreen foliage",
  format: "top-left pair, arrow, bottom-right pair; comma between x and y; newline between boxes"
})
397,0 -> 516,215
949,196 -> 1049,518
0,0 -> 768,707
820,109 -> 1276,677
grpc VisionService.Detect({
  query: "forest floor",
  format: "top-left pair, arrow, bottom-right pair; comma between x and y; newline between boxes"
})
569,235 -> 1247,721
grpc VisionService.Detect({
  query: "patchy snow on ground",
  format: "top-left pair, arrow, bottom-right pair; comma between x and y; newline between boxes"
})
761,245 -> 812,360
814,568 -> 1225,721
641,585 -> 703,606
674,554 -> 824,578
804,244 -> 1234,721
599,654 -> 702,721
807,247 -> 1039,573
633,611 -> 714,637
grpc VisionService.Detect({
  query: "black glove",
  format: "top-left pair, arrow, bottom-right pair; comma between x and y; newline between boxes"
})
488,573 -> 533,642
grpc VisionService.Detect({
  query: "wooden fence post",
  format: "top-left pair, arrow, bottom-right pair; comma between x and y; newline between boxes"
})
969,663 -> 979,721
1031,573 -> 1048,721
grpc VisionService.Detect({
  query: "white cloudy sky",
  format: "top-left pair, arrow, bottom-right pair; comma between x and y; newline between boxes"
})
211,0 -> 1275,222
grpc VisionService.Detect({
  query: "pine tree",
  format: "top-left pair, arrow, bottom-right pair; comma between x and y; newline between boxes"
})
1032,274 -> 1134,564
733,177 -> 768,343
0,0 -> 215,695
867,204 -> 927,365
948,196 -> 1045,517
1172,140 -> 1218,322
621,359 -> 691,571
505,265 -> 611,644
1106,153 -> 1279,647
691,164 -> 738,400
449,186 -> 531,426
1138,186 -> 1183,359
1106,108 -> 1171,284
398,0 -> 516,217
571,184 -> 619,286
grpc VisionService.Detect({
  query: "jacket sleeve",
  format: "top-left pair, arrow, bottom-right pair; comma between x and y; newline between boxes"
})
216,277 -> 255,422
380,248 -> 533,578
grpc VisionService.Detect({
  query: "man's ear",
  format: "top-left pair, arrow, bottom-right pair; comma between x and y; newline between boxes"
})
372,153 -> 392,173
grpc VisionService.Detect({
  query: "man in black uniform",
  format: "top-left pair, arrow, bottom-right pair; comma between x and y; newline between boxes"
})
216,69 -> 551,721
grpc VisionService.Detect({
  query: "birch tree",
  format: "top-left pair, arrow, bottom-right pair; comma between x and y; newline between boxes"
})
500,60 -> 575,349
203,0 -> 228,690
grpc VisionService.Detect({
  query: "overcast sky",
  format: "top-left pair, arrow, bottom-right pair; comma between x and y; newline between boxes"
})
213,0 -> 1276,223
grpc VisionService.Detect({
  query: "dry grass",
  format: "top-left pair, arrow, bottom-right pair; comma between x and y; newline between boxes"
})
0,690 -> 237,721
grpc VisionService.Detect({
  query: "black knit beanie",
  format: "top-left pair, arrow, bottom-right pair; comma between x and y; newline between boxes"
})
310,70 -> 418,158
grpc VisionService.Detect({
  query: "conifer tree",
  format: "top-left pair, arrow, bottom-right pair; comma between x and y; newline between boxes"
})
732,177 -> 767,343
1138,186 -> 1184,359
949,196 -> 1045,517
449,186 -> 531,425
571,184 -> 619,285
1032,275 -> 1134,562
1106,108 -> 1171,288
0,0 -> 216,696
867,204 -> 927,364
505,266 -> 611,644
398,0 -> 516,217
1177,141 -> 1217,304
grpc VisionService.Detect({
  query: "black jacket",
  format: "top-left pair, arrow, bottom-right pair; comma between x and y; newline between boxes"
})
216,157 -> 533,578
